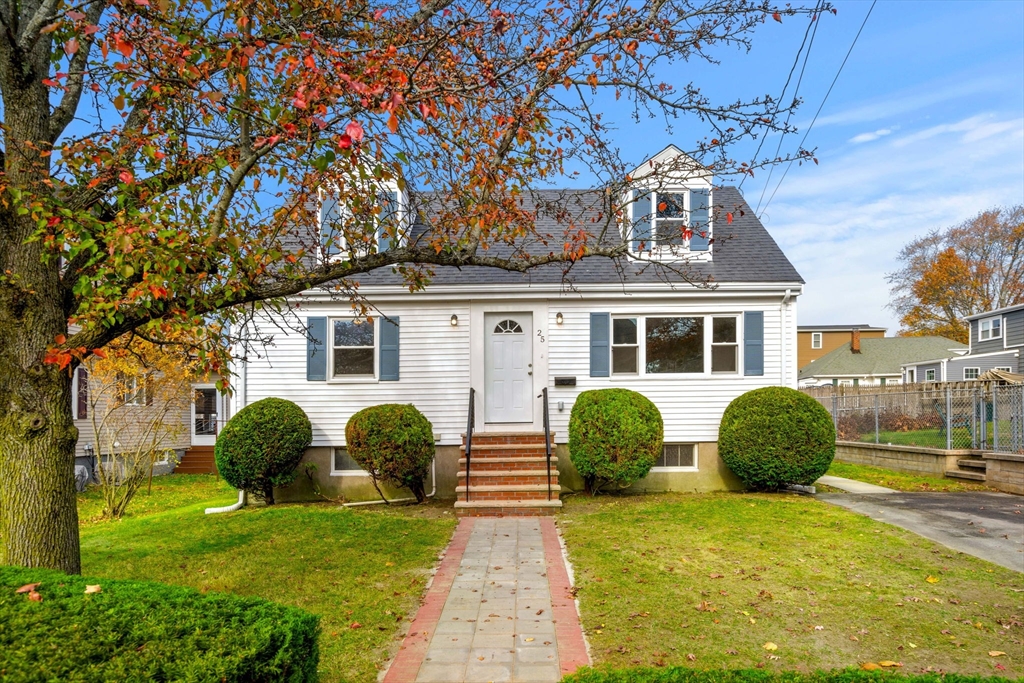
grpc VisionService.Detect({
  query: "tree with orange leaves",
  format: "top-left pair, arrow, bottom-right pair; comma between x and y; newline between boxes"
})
1,0 -> 824,572
888,206 -> 1024,343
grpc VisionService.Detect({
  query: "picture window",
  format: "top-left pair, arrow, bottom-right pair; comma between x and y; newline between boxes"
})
646,317 -> 703,374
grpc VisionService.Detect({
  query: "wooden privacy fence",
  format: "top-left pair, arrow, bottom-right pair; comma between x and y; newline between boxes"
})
803,382 -> 1024,454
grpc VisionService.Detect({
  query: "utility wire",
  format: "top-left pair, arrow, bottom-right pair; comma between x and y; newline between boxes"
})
754,0 -> 825,214
738,5 -> 823,191
759,0 -> 877,218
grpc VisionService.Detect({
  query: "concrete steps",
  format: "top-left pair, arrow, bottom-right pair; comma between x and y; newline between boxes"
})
945,457 -> 988,482
945,469 -> 986,481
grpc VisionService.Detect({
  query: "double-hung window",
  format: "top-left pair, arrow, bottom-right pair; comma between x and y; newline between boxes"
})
811,332 -> 822,349
117,372 -> 150,406
332,319 -> 375,378
979,317 -> 1002,341
925,369 -> 936,382
629,188 -> 711,253
319,187 -> 403,260
610,314 -> 740,376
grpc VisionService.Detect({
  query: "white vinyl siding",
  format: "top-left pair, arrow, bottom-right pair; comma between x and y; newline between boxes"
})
241,303 -> 471,447
548,301 -> 789,444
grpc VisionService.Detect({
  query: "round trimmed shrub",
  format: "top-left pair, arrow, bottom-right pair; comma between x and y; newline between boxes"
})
215,397 -> 312,504
718,386 -> 835,491
568,389 -> 663,494
345,404 -> 434,503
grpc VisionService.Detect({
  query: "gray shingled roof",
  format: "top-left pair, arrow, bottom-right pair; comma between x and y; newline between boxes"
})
350,186 -> 802,287
798,337 -> 967,379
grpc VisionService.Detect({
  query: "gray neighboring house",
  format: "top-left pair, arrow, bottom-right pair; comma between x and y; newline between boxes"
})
799,336 -> 967,387
902,303 -> 1024,382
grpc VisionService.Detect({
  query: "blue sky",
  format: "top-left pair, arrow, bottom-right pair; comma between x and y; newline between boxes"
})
574,0 -> 1024,334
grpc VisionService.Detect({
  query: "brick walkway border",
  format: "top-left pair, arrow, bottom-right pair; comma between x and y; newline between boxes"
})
540,518 -> 589,675
383,518 -> 475,683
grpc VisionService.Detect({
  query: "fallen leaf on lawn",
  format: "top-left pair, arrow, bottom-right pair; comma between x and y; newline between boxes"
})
696,601 -> 717,612
763,642 -> 778,651
16,583 -> 40,594
989,651 -> 1006,657
750,618 -> 757,624
767,654 -> 780,661
84,585 -> 101,594
862,663 -> 881,671
941,630 -> 952,635
709,573 -> 724,579
879,661 -> 902,667
28,591 -> 42,602
726,649 -> 738,655
686,653 -> 696,661
925,576 -> 940,584
594,630 -> 602,634
849,635 -> 859,642
814,625 -> 824,631
349,622 -> 362,629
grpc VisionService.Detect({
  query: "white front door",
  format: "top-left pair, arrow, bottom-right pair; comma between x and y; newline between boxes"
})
191,385 -> 221,446
484,313 -> 533,423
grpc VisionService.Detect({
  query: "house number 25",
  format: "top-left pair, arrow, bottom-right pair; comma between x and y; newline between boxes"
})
537,330 -> 545,343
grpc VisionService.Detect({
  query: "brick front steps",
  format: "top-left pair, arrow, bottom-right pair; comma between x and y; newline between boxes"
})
175,445 -> 218,474
454,432 -> 561,516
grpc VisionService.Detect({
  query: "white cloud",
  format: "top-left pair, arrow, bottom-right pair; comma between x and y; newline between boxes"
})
750,113 -> 1024,332
849,128 -> 894,144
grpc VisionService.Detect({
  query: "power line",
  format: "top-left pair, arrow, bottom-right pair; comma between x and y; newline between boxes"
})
759,0 -> 877,218
739,4 -> 823,191
754,0 -> 825,214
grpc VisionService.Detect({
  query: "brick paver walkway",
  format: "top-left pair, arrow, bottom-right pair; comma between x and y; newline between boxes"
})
383,517 -> 588,683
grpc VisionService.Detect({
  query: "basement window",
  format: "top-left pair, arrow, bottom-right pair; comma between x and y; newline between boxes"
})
332,447 -> 366,475
653,444 -> 696,471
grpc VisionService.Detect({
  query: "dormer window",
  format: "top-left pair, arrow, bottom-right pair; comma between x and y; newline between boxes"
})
318,185 -> 406,261
628,187 -> 711,255
979,317 -> 1001,341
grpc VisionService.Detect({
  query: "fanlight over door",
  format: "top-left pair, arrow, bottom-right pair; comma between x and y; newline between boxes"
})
484,313 -> 533,423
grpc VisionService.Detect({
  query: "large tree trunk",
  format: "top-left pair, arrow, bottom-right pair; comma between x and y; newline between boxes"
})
0,22 -> 82,573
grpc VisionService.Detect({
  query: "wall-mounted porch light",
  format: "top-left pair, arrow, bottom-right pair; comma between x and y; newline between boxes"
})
450,314 -> 458,327
555,312 -> 564,325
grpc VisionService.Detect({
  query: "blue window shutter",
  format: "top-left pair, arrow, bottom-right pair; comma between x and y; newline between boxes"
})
320,195 -> 341,257
379,316 -> 400,381
689,188 -> 710,251
378,191 -> 397,252
307,317 -> 328,381
631,190 -> 652,252
744,311 -> 764,376
590,313 -> 610,377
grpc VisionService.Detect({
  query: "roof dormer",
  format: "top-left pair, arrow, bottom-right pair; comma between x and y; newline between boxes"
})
318,178 -> 409,262
624,145 -> 714,261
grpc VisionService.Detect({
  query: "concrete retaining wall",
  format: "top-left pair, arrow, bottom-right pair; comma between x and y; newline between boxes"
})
835,441 -> 965,477
983,452 -> 1024,495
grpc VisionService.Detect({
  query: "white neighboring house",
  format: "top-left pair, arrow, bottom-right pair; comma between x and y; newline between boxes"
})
901,303 -> 1024,382
231,146 -> 804,509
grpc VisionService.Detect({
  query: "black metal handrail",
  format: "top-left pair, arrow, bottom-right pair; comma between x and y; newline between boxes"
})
542,387 -> 552,500
465,387 -> 476,502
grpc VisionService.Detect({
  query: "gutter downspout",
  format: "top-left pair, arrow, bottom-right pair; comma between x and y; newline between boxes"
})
342,458 -> 438,508
207,342 -> 249,515
781,289 -> 793,387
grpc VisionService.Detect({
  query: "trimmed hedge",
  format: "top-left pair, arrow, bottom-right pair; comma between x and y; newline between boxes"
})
0,565 -> 319,682
216,397 -> 312,504
345,403 -> 434,503
562,667 -> 1006,683
568,388 -> 663,494
719,386 -> 835,491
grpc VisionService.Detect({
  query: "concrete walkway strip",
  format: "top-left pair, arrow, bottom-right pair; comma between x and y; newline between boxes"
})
816,474 -> 897,494
383,517 -> 590,683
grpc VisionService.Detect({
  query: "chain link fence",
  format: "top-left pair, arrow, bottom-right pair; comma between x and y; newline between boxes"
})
805,383 -> 1024,453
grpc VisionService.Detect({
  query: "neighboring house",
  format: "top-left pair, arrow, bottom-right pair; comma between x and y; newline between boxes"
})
71,362 -> 229,479
797,325 -> 886,370
798,335 -> 966,387
901,303 -> 1024,382
230,146 -> 804,511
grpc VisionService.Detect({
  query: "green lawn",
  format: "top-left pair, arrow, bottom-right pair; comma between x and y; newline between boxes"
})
69,474 -> 456,683
558,493 -> 1022,678
825,462 -> 997,493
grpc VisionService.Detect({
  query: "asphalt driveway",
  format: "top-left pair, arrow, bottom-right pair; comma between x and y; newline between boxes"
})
817,491 -> 1024,572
